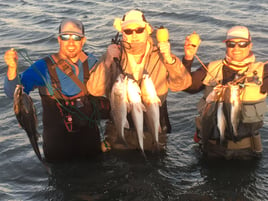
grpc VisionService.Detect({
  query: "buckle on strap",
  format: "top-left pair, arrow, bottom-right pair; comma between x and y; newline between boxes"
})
56,102 -> 73,132
64,114 -> 73,132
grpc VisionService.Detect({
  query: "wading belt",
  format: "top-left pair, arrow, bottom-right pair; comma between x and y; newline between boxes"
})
44,55 -> 90,132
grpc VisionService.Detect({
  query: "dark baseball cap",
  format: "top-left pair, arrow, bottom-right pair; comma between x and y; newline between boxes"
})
59,18 -> 84,37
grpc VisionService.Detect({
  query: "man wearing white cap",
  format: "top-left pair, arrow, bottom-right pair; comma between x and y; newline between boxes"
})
184,26 -> 268,159
4,18 -> 109,162
87,9 -> 193,152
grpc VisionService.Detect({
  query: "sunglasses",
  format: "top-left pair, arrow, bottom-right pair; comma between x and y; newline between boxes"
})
226,41 -> 250,48
60,34 -> 83,41
123,27 -> 145,35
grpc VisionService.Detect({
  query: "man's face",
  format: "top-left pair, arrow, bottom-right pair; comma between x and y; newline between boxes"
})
58,34 -> 86,62
122,24 -> 148,44
226,38 -> 252,62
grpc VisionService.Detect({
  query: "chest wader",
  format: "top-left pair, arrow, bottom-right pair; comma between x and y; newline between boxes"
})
196,62 -> 265,159
44,55 -> 97,132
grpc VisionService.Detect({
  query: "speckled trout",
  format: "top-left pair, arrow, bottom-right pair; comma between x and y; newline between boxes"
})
110,74 -> 129,142
141,74 -> 161,149
127,78 -> 146,154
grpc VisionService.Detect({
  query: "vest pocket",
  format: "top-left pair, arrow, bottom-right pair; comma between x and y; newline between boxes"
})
241,101 -> 266,123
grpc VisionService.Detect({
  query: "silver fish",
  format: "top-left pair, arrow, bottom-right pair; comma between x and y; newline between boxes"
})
127,78 -> 146,154
141,74 -> 161,149
228,83 -> 241,137
13,85 -> 50,173
110,74 -> 129,142
217,101 -> 226,144
214,85 -> 227,144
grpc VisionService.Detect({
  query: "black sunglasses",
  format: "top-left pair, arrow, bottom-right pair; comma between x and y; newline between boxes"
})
123,27 -> 145,35
226,41 -> 250,48
60,34 -> 83,41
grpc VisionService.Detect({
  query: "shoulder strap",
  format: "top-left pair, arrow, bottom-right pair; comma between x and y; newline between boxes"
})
82,58 -> 89,83
53,54 -> 89,95
44,56 -> 63,98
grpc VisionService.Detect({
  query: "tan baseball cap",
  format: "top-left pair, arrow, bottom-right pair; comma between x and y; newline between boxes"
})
224,26 -> 251,41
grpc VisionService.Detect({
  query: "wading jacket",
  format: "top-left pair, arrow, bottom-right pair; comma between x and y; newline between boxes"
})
87,36 -> 192,103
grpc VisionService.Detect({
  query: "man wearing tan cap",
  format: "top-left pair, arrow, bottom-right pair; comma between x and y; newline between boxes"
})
4,18 -> 109,162
87,9 -> 193,153
184,26 -> 268,159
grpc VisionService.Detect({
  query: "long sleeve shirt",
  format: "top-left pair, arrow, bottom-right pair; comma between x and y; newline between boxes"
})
4,52 -> 97,98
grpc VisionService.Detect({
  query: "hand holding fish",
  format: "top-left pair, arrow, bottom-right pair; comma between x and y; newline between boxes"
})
105,44 -> 121,68
4,48 -> 18,80
184,32 -> 201,60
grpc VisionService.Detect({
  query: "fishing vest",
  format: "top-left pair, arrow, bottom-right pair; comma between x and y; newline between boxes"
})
203,59 -> 267,123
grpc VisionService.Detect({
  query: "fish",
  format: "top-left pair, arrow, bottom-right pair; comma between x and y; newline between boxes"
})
228,82 -> 241,137
141,74 -> 161,150
217,101 -> 226,144
206,84 -> 223,103
201,84 -> 224,149
110,74 -> 129,143
127,78 -> 146,154
13,85 -> 51,173
206,84 -> 228,144
214,85 -> 227,144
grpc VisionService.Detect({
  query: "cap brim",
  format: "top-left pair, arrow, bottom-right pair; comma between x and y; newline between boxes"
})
223,37 -> 250,43
121,20 -> 146,29
59,31 -> 84,37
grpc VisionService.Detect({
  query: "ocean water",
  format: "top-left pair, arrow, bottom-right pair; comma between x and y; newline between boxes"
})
1,0 -> 268,200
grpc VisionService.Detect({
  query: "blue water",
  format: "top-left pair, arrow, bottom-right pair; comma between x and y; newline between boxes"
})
1,0 -> 268,200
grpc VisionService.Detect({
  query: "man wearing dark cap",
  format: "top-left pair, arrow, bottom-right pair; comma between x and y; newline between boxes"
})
184,26 -> 268,159
4,18 -> 108,162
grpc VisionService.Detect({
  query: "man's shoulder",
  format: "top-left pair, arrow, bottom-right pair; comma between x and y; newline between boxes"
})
84,52 -> 96,59
84,52 -> 98,67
